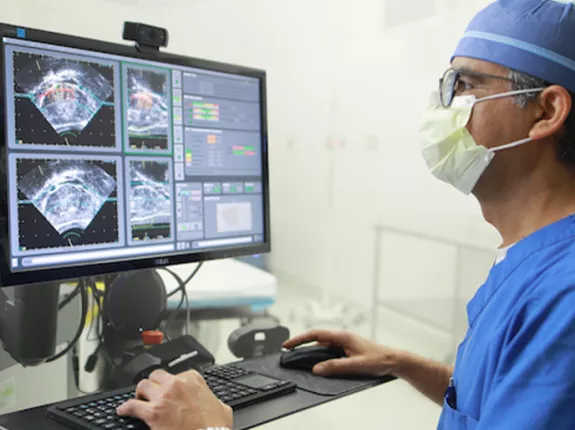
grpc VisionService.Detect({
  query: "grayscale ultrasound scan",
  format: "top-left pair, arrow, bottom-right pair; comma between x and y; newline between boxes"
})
128,160 -> 171,241
12,51 -> 116,148
16,158 -> 120,250
126,67 -> 169,151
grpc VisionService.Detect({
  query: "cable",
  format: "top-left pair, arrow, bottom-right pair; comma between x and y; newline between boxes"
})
96,276 -> 119,372
85,279 -> 104,370
46,279 -> 88,363
165,262 -> 203,298
58,282 -> 82,311
162,263 -> 202,320
161,264 -> 203,340
86,280 -> 102,342
183,262 -> 203,285
184,283 -> 190,337
161,268 -> 186,342
181,262 -> 202,336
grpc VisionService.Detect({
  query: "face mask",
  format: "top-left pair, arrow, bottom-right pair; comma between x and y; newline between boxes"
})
419,88 -> 544,195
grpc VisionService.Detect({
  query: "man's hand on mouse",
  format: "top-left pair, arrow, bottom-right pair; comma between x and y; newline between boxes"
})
116,369 -> 233,430
283,330 -> 407,378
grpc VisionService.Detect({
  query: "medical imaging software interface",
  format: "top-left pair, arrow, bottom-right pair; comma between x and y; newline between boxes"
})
3,38 -> 265,272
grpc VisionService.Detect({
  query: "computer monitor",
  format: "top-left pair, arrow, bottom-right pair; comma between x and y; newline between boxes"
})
0,24 -> 270,287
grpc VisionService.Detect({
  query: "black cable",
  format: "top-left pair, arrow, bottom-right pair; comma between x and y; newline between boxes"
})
165,262 -> 203,298
161,268 -> 186,342
96,277 -> 118,371
83,277 -> 116,394
58,282 -> 82,311
183,262 -> 203,285
46,279 -> 88,363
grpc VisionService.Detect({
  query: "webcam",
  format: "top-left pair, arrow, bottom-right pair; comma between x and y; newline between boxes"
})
123,22 -> 168,54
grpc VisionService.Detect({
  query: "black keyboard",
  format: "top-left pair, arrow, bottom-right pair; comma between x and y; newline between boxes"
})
47,365 -> 297,430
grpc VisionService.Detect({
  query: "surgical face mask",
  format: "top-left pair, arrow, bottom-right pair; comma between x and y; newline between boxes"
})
419,88 -> 544,195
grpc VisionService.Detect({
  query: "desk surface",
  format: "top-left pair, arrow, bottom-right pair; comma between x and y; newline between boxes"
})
253,379 -> 442,430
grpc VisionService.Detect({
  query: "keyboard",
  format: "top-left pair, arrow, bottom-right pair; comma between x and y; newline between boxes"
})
47,364 -> 297,430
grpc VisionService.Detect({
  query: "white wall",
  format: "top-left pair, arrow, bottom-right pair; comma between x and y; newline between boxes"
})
1,0 -> 501,309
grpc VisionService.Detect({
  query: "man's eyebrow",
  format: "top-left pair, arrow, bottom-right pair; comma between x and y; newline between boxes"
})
456,67 -> 486,80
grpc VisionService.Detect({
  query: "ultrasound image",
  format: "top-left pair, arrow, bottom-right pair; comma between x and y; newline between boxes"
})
16,158 -> 120,251
129,160 -> 171,241
13,51 -> 116,148
126,67 -> 169,151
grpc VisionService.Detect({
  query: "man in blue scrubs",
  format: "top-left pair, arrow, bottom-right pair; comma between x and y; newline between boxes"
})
286,0 -> 575,429
118,0 -> 575,429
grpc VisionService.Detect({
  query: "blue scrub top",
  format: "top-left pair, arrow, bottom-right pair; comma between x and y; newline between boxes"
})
438,215 -> 575,429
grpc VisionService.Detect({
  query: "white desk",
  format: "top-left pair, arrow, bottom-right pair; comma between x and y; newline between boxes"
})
159,259 -> 277,312
255,379 -> 441,430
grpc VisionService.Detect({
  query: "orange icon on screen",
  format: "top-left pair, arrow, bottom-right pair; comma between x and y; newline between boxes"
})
207,135 -> 217,144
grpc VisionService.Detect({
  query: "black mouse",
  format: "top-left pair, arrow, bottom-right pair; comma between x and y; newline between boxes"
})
280,345 -> 347,371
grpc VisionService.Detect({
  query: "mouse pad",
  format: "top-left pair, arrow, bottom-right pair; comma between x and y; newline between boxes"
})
235,352 -> 395,397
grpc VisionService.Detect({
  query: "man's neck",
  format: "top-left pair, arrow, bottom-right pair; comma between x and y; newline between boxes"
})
476,169 -> 575,248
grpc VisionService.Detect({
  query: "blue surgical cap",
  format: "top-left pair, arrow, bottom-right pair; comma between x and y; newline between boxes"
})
452,0 -> 575,93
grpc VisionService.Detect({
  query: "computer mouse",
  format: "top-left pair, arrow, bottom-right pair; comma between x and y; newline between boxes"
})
279,345 -> 347,372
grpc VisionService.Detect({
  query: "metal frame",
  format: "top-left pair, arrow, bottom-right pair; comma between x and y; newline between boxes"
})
370,223 -> 495,361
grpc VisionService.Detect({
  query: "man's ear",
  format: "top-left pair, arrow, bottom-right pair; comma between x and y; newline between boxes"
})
529,85 -> 572,141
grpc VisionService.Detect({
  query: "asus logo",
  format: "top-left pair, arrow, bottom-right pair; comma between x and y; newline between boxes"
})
155,258 -> 169,266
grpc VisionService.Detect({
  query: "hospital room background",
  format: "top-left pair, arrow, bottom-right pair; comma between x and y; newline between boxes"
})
0,0 -> 502,428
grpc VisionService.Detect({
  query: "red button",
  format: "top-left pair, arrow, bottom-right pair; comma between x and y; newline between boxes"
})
142,330 -> 163,345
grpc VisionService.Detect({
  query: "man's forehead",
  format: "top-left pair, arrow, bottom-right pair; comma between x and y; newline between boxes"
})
451,57 -> 509,75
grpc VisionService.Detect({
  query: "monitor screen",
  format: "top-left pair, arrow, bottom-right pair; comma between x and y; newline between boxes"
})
0,25 -> 270,286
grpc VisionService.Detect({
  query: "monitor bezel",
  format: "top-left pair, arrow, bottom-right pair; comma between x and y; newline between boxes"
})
0,23 -> 271,287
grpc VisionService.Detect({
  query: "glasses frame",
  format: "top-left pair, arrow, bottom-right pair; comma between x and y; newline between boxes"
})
439,67 -> 515,108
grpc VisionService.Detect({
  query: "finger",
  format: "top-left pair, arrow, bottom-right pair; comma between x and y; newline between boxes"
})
135,379 -> 162,402
283,330 -> 348,349
313,356 -> 366,377
116,399 -> 152,420
149,369 -> 175,386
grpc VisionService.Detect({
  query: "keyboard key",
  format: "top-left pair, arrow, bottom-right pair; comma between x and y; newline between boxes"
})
103,423 -> 118,429
259,386 -> 270,391
94,418 -> 108,425
83,415 -> 95,422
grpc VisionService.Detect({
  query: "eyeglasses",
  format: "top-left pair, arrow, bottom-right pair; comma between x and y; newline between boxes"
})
439,68 -> 515,108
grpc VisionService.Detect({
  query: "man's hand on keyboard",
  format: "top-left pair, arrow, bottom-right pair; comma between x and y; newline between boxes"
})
116,369 -> 233,430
